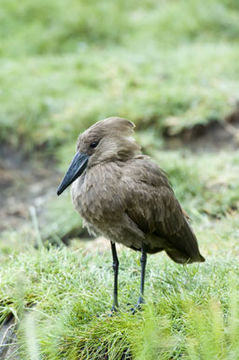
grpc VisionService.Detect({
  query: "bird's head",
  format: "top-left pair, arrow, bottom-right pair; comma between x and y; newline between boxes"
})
57,117 -> 140,195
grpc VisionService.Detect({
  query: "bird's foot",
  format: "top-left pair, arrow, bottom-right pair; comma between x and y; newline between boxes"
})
131,296 -> 144,315
131,304 -> 141,315
109,305 -> 118,317
111,305 -> 118,313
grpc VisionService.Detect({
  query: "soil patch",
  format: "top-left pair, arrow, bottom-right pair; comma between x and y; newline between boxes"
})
163,110 -> 239,151
0,145 -> 60,232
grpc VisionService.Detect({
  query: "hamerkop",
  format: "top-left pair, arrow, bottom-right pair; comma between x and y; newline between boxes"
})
57,117 -> 205,312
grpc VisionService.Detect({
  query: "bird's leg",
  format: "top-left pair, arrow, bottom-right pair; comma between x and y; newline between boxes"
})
110,241 -> 119,312
138,243 -> 147,305
132,243 -> 147,314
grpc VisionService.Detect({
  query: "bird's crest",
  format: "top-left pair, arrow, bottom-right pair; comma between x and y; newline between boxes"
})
86,117 -> 135,138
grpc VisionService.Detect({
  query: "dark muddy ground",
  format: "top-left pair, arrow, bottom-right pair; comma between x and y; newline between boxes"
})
164,110 -> 239,151
0,146 -> 60,233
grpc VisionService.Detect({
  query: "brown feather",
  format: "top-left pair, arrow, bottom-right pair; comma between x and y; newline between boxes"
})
71,117 -> 205,264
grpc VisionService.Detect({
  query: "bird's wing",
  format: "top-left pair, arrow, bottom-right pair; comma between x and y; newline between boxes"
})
121,156 -> 183,235
121,156 -> 204,262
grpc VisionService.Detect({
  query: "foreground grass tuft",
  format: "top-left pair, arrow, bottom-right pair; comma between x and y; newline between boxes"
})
1,239 -> 239,359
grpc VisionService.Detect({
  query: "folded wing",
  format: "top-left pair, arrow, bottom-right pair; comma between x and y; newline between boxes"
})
122,157 -> 205,264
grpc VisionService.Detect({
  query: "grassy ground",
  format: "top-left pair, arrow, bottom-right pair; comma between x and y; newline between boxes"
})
1,0 -> 239,359
1,214 -> 239,360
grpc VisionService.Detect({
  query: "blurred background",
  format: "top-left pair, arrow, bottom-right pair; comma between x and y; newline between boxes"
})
0,0 -> 239,248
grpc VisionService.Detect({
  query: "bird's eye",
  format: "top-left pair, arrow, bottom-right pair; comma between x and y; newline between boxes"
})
90,141 -> 99,148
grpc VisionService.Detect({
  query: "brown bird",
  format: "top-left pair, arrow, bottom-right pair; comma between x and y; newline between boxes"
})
57,117 -> 205,312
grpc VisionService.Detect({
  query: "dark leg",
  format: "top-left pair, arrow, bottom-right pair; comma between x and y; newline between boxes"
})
111,241 -> 119,312
138,243 -> 147,305
132,243 -> 147,313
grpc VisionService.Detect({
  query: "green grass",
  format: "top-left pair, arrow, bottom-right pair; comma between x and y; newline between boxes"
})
0,0 -> 239,153
1,43 -> 238,152
1,231 -> 239,359
1,0 -> 239,57
152,150 -> 239,217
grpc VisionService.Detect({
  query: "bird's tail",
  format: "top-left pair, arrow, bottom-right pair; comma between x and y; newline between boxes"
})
165,219 -> 205,264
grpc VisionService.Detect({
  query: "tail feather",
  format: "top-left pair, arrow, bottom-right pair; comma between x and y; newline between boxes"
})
165,219 -> 205,264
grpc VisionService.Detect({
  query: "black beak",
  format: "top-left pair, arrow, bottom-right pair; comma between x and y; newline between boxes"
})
57,152 -> 89,195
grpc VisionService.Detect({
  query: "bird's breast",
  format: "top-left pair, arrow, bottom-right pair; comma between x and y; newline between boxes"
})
71,163 -> 124,225
70,162 -> 151,250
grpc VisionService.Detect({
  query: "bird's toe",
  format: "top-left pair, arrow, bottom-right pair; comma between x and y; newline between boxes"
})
131,296 -> 145,314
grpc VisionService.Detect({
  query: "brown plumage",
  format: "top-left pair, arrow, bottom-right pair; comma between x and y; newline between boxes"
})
57,117 -> 205,311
